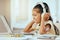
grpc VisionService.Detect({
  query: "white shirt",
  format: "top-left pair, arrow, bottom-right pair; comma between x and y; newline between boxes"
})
32,20 -> 55,35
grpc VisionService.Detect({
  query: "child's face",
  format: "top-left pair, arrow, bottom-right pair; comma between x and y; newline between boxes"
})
32,8 -> 41,24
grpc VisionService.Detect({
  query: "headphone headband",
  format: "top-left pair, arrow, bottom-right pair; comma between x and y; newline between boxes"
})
37,2 -> 46,13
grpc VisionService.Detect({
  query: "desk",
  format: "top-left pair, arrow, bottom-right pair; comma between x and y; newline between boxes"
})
0,37 -> 52,40
55,36 -> 60,40
0,34 -> 57,40
0,28 -> 57,40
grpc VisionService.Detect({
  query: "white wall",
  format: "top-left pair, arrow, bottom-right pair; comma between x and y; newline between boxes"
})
58,0 -> 60,22
11,0 -> 29,28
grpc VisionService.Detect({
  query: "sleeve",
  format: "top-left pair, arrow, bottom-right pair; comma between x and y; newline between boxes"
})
31,23 -> 36,30
44,21 -> 55,35
45,23 -> 51,29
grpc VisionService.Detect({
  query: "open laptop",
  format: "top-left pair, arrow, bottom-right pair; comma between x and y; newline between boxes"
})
0,15 -> 12,35
0,15 -> 34,36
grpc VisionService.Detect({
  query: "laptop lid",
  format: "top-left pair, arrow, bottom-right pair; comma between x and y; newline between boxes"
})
0,15 -> 12,34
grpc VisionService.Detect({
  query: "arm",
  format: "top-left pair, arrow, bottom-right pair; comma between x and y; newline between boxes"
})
27,27 -> 35,32
39,13 -> 50,34
39,19 -> 51,34
39,18 -> 46,34
23,20 -> 34,32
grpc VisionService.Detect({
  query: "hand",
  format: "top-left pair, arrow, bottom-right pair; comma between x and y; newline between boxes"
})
31,19 -> 35,23
41,13 -> 50,21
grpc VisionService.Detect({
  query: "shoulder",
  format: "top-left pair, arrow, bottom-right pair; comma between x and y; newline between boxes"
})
45,20 -> 55,30
45,20 -> 53,26
45,20 -> 55,34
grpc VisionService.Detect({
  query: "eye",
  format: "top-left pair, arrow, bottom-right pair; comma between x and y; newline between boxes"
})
34,15 -> 37,16
32,14 -> 37,16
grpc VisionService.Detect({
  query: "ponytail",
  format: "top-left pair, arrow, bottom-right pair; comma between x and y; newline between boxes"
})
53,24 -> 59,35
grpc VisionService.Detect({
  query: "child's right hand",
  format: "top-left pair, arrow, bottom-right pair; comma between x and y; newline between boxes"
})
31,20 -> 35,23
41,13 -> 50,21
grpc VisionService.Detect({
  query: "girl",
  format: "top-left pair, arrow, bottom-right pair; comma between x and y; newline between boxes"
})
24,2 -> 59,35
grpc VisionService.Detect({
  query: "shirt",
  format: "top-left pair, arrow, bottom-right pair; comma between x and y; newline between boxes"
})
32,20 -> 55,35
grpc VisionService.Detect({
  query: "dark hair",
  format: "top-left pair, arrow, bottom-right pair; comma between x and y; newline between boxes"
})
33,2 -> 53,21
33,2 -> 59,35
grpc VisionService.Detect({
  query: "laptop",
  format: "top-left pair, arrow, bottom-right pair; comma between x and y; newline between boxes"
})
0,15 -> 12,35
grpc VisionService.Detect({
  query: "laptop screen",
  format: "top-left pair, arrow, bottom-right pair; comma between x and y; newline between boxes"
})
0,15 -> 12,34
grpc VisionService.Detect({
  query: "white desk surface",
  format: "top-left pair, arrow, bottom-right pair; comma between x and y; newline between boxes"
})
0,28 -> 58,40
0,34 -> 57,40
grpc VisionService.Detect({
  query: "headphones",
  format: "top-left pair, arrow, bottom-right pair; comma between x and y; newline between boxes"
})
37,2 -> 46,17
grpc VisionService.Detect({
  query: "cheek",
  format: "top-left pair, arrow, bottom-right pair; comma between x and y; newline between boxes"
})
36,15 -> 41,22
36,17 -> 40,21
37,15 -> 41,20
